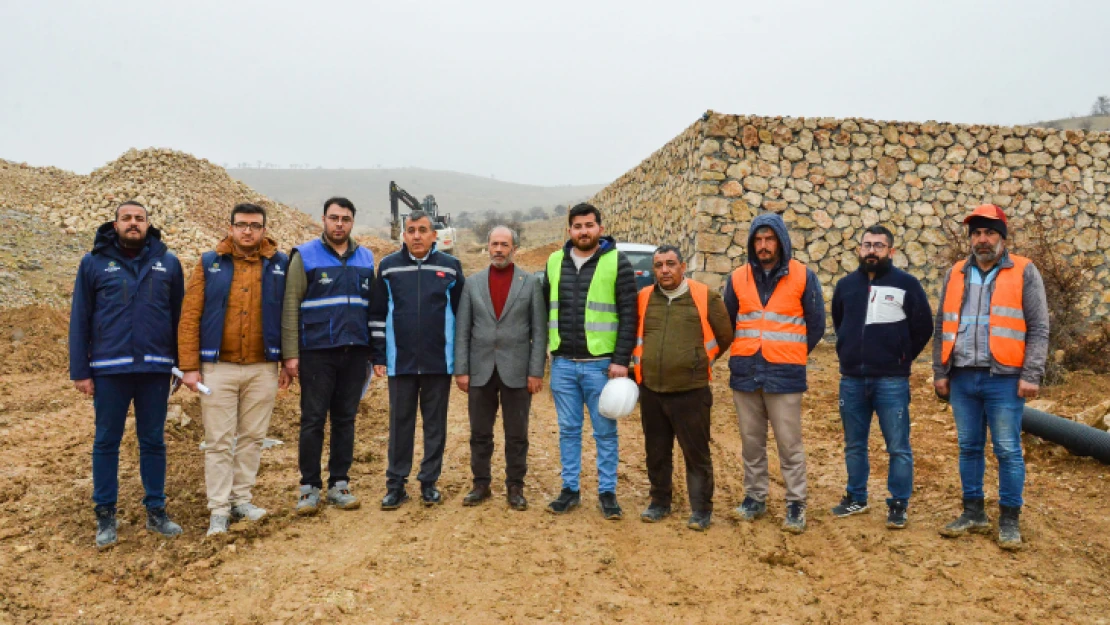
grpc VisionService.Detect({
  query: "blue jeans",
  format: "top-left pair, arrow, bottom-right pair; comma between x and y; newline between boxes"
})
550,357 -> 618,494
949,369 -> 1025,507
838,376 -> 913,506
92,373 -> 171,509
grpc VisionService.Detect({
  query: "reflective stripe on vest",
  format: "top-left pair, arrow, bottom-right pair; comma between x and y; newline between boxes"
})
631,280 -> 719,384
295,239 -> 375,350
729,259 -> 808,364
547,249 -> 619,356
940,255 -> 1029,368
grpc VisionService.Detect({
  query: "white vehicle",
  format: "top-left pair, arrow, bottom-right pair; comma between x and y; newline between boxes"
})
434,221 -> 457,253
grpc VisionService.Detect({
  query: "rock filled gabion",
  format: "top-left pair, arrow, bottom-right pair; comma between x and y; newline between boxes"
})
592,112 -> 1110,315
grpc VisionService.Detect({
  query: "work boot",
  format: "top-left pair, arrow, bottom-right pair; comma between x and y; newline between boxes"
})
639,503 -> 671,523
998,505 -> 1023,551
381,488 -> 410,510
598,492 -> 623,520
146,507 -> 183,538
735,496 -> 767,522
95,505 -> 118,550
296,485 -> 322,516
327,481 -> 361,510
462,484 -> 492,507
783,501 -> 807,534
421,483 -> 442,507
687,511 -> 712,532
939,498 -> 990,538
230,502 -> 267,522
546,488 -> 580,515
206,513 -> 230,537
886,502 -> 908,530
507,484 -> 527,511
830,494 -> 869,518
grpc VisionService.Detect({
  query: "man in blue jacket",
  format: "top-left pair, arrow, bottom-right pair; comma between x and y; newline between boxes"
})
723,213 -> 824,534
831,225 -> 933,529
69,201 -> 185,549
371,210 -> 465,509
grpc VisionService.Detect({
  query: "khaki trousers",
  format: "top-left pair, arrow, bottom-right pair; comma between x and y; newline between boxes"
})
200,362 -> 279,516
732,389 -> 807,503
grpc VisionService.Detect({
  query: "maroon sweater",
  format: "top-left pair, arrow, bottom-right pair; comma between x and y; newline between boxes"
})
489,263 -> 514,319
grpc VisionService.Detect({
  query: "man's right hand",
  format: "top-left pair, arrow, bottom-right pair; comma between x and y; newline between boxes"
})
373,364 -> 387,378
74,379 -> 95,396
284,358 -> 299,379
182,370 -> 203,393
934,377 -> 950,400
456,375 -> 470,393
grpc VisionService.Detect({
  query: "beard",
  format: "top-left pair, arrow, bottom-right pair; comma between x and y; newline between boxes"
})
572,234 -> 599,252
326,229 -> 350,247
116,227 -> 145,249
860,255 -> 892,273
973,241 -> 1003,265
490,254 -> 512,269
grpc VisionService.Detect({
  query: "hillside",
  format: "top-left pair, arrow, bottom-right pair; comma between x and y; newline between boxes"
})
229,167 -> 603,226
1032,115 -> 1110,131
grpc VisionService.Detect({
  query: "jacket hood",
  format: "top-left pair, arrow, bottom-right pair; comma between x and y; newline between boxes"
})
746,213 -> 792,270
92,221 -> 166,257
216,235 -> 279,259
562,235 -> 616,256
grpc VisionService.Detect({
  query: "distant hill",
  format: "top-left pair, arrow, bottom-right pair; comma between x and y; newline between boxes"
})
228,167 -> 604,226
1032,116 -> 1110,131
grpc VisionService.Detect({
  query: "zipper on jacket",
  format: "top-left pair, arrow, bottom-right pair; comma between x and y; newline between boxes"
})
416,256 -> 422,375
861,274 -> 871,375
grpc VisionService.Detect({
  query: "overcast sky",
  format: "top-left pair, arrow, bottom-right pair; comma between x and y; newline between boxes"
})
1,1 -> 1107,186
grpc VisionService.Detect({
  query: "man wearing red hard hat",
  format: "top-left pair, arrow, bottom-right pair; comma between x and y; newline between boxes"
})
932,204 -> 1049,551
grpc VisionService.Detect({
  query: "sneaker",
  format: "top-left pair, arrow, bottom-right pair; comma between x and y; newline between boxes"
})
998,505 -> 1023,551
640,503 -> 671,523
830,495 -> 869,518
421,484 -> 442,507
546,488 -> 581,515
94,505 -> 118,550
206,513 -> 230,537
146,507 -> 183,538
327,481 -> 361,510
230,502 -> 267,522
599,492 -> 623,520
735,496 -> 767,522
687,511 -> 712,532
886,503 -> 908,530
296,485 -> 322,516
939,498 -> 990,538
783,501 -> 807,534
381,488 -> 410,510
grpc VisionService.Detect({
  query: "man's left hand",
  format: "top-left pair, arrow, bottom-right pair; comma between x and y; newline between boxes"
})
608,364 -> 629,379
1018,380 -> 1039,399
278,368 -> 292,390
527,376 -> 543,394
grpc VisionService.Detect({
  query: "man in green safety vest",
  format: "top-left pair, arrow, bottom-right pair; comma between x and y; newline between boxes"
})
543,203 -> 639,520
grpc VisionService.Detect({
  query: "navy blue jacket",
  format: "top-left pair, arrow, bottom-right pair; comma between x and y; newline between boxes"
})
294,239 -> 375,351
723,213 -> 825,394
832,262 -> 933,378
369,243 -> 465,376
69,223 -> 184,379
200,249 -> 289,362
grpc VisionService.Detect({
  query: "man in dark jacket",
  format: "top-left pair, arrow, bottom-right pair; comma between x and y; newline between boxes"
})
830,225 -> 933,529
543,203 -> 638,520
69,201 -> 185,549
723,212 -> 825,534
371,210 -> 465,509
633,245 -> 733,531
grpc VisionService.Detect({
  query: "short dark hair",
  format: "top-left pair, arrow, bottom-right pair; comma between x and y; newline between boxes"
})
406,210 -> 431,225
230,203 -> 267,226
862,225 -> 895,247
568,203 -> 602,226
323,196 -> 356,216
115,200 -> 148,220
653,245 -> 684,263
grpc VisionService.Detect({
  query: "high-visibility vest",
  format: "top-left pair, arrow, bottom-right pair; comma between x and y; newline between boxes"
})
940,255 -> 1029,368
729,259 -> 808,364
631,280 -> 720,384
547,249 -> 619,356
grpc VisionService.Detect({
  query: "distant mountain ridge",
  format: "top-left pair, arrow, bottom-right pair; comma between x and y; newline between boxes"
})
1032,116 -> 1110,131
229,167 -> 604,226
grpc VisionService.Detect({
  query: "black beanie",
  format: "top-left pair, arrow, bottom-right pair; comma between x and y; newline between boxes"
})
967,215 -> 1007,239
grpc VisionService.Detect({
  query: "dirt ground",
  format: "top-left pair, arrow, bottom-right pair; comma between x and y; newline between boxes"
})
2,299 -> 1110,624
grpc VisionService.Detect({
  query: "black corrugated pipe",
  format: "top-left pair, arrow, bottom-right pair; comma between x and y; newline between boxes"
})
1022,407 -> 1110,465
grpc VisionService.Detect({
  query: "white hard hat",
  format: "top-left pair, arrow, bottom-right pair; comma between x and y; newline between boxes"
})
599,377 -> 639,420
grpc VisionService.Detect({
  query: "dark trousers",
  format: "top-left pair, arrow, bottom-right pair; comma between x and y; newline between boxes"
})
640,385 -> 715,513
468,368 -> 531,487
92,373 -> 171,509
298,346 -> 370,489
386,374 -> 451,490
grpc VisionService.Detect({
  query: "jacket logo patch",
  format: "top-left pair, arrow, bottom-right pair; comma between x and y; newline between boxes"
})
272,266 -> 285,276
104,260 -> 120,273
152,261 -> 167,273
318,271 -> 333,285
208,262 -> 221,273
362,278 -> 369,290
436,271 -> 445,278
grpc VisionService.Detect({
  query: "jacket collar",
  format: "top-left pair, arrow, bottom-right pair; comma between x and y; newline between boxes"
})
402,241 -> 437,263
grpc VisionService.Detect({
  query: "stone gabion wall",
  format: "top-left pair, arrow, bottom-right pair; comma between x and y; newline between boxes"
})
594,112 -> 1110,315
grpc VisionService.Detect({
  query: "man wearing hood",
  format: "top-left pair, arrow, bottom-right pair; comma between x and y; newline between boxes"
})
371,210 -> 465,510
543,203 -> 639,520
723,213 -> 825,534
69,200 -> 186,549
178,203 -> 291,536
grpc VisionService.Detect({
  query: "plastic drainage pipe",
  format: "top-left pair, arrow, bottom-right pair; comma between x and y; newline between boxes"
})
1022,407 -> 1110,465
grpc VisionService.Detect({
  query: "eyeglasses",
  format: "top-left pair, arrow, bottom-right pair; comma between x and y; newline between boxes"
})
232,222 -> 265,232
860,242 -> 889,251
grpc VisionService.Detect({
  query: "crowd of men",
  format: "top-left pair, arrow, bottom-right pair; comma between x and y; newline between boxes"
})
70,198 -> 1047,552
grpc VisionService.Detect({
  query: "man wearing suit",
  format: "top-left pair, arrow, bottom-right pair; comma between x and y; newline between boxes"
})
454,226 -> 547,510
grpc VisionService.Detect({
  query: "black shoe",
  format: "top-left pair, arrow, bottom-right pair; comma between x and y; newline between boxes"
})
546,488 -> 581,515
421,484 -> 442,506
886,502 -> 908,529
940,497 -> 990,537
381,488 -> 409,510
507,484 -> 528,511
687,510 -> 712,532
95,505 -> 118,550
998,505 -> 1023,550
783,501 -> 807,534
640,503 -> 671,523
830,494 -> 869,518
462,484 -> 491,507
145,507 -> 183,537
599,492 -> 623,520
